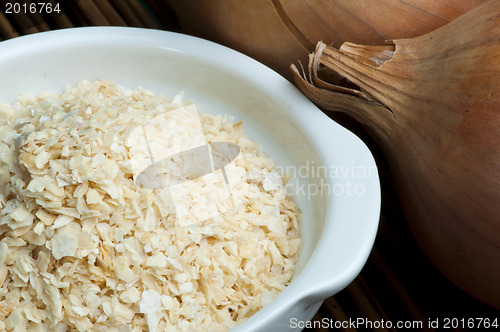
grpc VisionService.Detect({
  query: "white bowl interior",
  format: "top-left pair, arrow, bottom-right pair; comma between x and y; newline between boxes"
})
0,28 -> 380,330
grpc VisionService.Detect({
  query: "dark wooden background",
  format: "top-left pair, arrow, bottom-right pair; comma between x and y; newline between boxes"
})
0,1 -> 498,330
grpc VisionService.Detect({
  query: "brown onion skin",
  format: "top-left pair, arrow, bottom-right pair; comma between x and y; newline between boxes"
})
172,0 -> 486,81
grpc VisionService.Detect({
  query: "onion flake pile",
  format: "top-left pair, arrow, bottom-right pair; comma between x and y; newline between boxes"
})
0,80 -> 301,331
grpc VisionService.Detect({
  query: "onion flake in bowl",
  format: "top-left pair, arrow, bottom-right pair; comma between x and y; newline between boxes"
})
0,79 -> 300,331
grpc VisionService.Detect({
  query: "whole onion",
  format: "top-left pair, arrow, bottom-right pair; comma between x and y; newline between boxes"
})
292,0 -> 500,308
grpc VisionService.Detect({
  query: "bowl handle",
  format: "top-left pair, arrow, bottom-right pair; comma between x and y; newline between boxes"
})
297,161 -> 381,308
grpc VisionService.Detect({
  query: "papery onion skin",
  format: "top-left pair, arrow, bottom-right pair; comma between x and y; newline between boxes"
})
172,0 -> 486,81
292,0 -> 500,309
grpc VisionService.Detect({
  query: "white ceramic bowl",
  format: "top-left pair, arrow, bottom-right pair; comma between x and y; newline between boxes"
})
0,28 -> 380,331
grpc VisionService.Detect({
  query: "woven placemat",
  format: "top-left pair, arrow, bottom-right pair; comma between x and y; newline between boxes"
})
1,1 -> 499,330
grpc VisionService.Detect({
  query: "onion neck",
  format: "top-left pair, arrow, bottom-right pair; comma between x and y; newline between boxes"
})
291,63 -> 395,147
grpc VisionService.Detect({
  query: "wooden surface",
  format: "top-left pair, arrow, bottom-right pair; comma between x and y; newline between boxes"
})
0,1 -> 498,330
